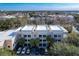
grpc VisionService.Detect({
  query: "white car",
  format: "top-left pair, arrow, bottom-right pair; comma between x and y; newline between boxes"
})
17,47 -> 22,54
45,49 -> 48,55
26,49 -> 30,55
21,47 -> 26,55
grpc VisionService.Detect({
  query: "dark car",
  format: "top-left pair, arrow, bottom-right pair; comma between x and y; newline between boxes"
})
30,46 -> 39,55
39,48 -> 45,55
35,48 -> 39,55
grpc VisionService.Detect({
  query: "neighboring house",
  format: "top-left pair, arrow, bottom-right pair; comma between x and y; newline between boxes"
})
16,25 -> 68,48
0,30 -> 16,50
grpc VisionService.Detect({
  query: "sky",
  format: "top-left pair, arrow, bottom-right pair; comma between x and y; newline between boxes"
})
0,3 -> 79,11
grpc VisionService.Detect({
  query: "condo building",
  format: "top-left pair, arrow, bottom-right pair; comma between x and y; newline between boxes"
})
0,30 -> 16,50
0,25 -> 68,50
15,25 -> 68,48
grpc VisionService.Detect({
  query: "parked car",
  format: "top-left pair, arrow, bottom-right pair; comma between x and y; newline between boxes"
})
44,48 -> 48,55
17,47 -> 22,55
35,48 -> 39,55
39,48 -> 45,55
26,48 -> 30,55
21,47 -> 27,55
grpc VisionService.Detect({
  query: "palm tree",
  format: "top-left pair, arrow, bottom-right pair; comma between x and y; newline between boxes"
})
17,38 -> 25,47
46,36 -> 54,48
64,31 -> 79,46
29,38 -> 40,47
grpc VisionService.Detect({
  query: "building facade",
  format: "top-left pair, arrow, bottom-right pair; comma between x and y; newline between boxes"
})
0,25 -> 68,50
15,25 -> 68,48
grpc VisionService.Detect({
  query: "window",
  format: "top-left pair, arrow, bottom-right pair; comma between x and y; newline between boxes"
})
24,44 -> 27,46
28,40 -> 30,42
8,46 -> 10,48
43,35 -> 46,37
40,40 -> 42,42
39,44 -> 42,46
43,40 -> 46,42
58,35 -> 61,37
39,35 -> 42,37
28,44 -> 30,47
43,44 -> 46,46
28,35 -> 31,37
54,35 -> 57,37
24,35 -> 27,37
58,40 -> 61,41
25,40 -> 27,41
48,35 -> 51,37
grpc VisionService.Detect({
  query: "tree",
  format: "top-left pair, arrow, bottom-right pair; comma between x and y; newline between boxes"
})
17,38 -> 25,47
0,16 -> 28,31
63,24 -> 72,33
46,36 -> 54,48
0,48 -> 16,56
29,38 -> 40,47
73,14 -> 79,23
49,42 -> 79,56
63,31 -> 79,46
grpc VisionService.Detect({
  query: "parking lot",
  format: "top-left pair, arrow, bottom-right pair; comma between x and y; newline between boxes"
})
15,45 -> 48,56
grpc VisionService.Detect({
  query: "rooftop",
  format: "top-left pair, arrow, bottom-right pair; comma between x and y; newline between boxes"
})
36,25 -> 47,30
15,27 -> 22,32
49,25 -> 61,30
22,25 -> 35,31
0,29 -> 16,41
21,25 -> 68,32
